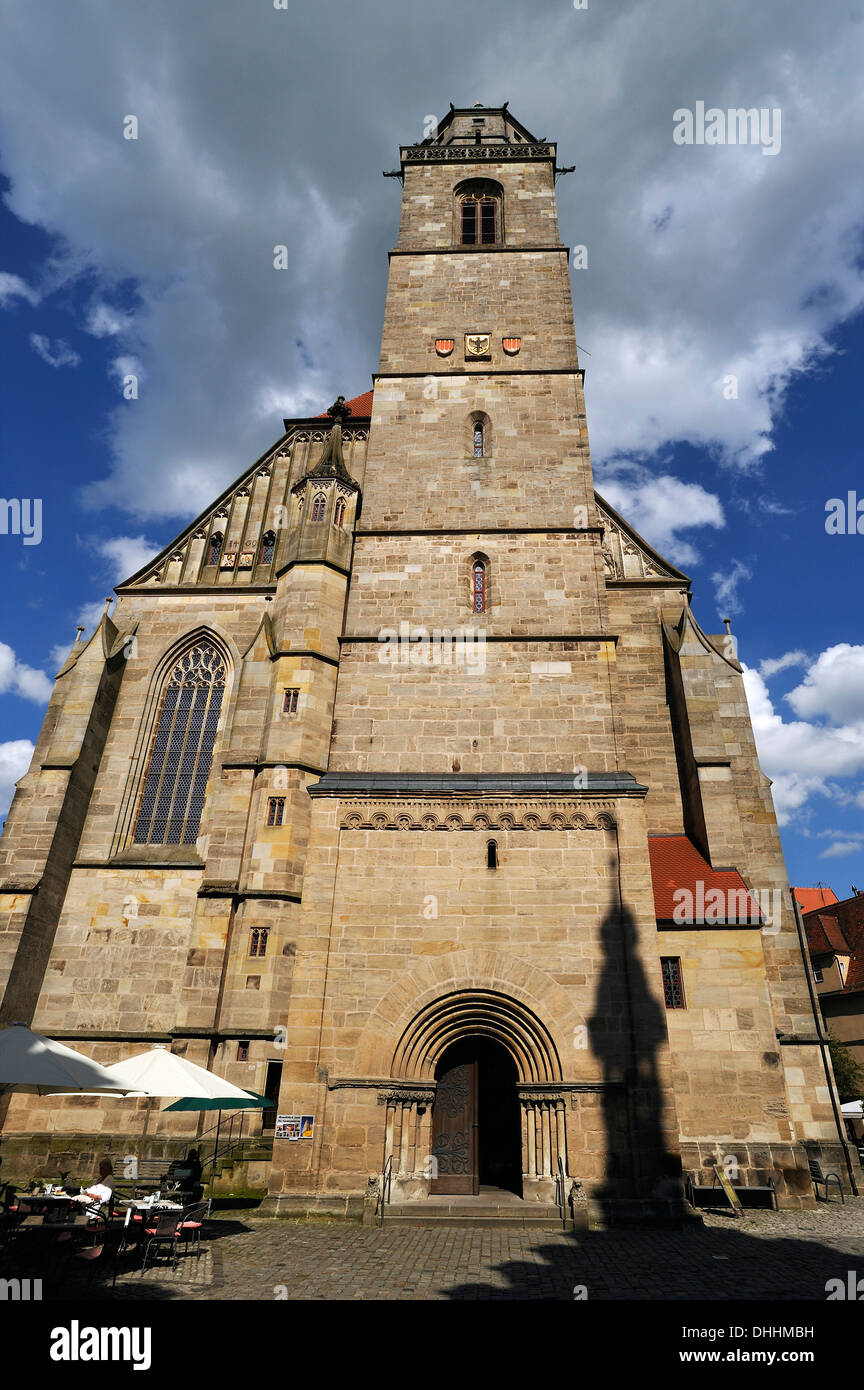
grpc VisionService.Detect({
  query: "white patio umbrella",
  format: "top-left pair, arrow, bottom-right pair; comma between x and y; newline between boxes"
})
841,1100 -> 863,1117
0,1022 -> 134,1096
100,1046 -> 271,1166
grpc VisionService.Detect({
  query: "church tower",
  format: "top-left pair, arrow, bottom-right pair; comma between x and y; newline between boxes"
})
0,105 -> 854,1219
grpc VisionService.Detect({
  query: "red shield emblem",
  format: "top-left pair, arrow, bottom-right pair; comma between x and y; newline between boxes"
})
435,339 -> 455,356
502,337 -> 521,355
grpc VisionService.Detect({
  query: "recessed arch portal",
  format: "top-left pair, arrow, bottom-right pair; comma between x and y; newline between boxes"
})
391,988 -> 562,1084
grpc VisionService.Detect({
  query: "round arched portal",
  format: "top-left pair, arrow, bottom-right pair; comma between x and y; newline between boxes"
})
385,990 -> 566,1203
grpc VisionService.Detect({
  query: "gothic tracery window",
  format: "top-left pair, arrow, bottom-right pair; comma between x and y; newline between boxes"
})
311,493 -> 326,522
473,558 -> 487,613
334,497 -> 346,528
133,642 -> 226,846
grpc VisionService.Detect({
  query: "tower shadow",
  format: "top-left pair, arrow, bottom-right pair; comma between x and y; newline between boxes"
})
586,852 -> 680,1208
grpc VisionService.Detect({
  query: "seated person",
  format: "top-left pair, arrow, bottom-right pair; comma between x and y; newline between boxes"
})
73,1158 -> 115,1211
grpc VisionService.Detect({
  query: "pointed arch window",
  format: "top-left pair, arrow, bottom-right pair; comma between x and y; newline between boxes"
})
206,532 -> 223,567
334,497 -> 346,528
473,558 -> 487,613
258,530 -> 276,565
311,493 -> 326,522
133,642 -> 226,846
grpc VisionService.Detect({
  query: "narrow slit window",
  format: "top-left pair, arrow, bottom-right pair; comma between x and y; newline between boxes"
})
311,493 -> 326,522
282,688 -> 299,716
487,839 -> 498,870
266,797 -> 285,827
661,957 -> 685,1010
473,422 -> 484,457
473,559 -> 487,613
206,532 -> 223,567
250,928 -> 270,958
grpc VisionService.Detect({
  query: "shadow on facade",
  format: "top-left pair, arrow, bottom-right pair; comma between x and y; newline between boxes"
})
587,853 -> 679,1204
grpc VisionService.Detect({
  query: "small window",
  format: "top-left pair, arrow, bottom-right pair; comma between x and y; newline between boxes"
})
487,839 -> 498,870
237,1040 -> 249,1062
282,688 -> 299,715
473,422 -> 484,457
813,966 -> 823,983
334,497 -> 346,528
311,493 -> 326,522
250,928 -> 269,958
661,957 -> 685,1010
206,532 -> 223,567
259,531 -> 276,565
473,559 -> 487,613
266,797 -> 285,827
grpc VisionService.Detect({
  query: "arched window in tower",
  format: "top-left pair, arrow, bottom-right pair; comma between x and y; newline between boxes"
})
334,497 -> 346,528
132,642 -> 226,847
258,531 -> 276,565
456,179 -> 503,246
473,558 -> 487,613
206,532 -> 223,567
311,493 -> 326,522
473,422 -> 484,457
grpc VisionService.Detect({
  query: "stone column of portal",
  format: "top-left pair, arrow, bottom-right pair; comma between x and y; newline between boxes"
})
555,1100 -> 568,1175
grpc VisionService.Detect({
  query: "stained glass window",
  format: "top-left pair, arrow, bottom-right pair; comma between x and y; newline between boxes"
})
282,688 -> 299,715
473,423 -> 484,456
311,493 -> 326,522
267,797 -> 285,827
133,642 -> 226,846
473,560 -> 487,613
250,928 -> 269,958
259,530 -> 276,565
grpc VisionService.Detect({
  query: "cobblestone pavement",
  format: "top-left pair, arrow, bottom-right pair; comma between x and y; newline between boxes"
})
55,1199 -> 864,1302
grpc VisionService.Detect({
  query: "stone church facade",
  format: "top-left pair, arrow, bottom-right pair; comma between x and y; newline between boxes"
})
0,105 -> 855,1218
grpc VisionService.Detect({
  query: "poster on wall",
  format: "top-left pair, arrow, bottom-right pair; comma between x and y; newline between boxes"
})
275,1114 -> 301,1140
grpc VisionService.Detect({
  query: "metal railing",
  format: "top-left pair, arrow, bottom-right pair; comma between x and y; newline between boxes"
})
555,1155 -> 568,1210
380,1155 -> 393,1212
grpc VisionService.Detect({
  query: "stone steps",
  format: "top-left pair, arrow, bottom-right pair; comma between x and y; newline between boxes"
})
383,1201 -> 568,1230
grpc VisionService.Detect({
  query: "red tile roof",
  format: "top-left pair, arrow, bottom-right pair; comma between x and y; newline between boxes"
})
648,835 -> 762,923
793,886 -> 839,912
317,389 -> 373,419
803,891 -> 864,993
806,913 -> 850,956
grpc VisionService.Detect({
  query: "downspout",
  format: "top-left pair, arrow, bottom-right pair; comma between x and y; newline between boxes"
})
790,894 -> 858,1196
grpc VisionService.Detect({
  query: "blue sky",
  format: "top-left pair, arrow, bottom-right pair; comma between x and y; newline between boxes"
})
0,0 -> 862,893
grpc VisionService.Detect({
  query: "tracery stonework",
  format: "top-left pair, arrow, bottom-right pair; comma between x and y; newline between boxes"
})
0,103 -> 847,1217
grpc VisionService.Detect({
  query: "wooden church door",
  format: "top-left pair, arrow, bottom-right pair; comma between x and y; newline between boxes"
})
430,1058 -> 478,1195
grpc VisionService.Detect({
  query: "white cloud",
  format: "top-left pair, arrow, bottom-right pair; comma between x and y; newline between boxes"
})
86,302 -> 132,337
29,333 -> 80,368
820,840 -> 864,860
0,641 -> 52,703
0,2 -> 859,519
0,739 -> 34,817
785,645 -> 864,726
743,663 -> 864,825
759,650 -> 808,679
94,534 -> 160,582
711,559 -> 752,616
598,470 -> 724,566
0,271 -> 39,307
